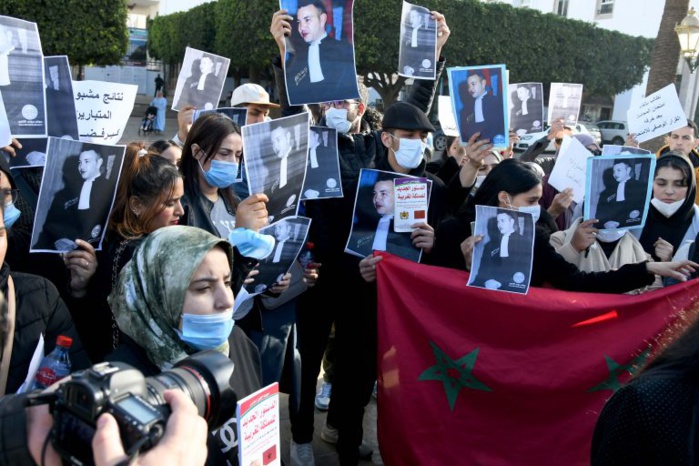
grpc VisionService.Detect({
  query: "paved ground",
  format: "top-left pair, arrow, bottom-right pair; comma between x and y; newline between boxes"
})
120,94 -> 383,466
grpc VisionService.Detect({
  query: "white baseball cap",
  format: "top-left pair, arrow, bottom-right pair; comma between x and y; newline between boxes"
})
230,83 -> 279,108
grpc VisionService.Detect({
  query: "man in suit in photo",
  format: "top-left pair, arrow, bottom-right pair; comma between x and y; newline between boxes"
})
596,159 -> 647,230
472,210 -> 531,293
266,124 -> 304,223
399,8 -> 436,79
459,70 -> 505,144
510,85 -> 543,136
35,149 -> 114,251
350,174 -> 420,262
284,0 -> 357,104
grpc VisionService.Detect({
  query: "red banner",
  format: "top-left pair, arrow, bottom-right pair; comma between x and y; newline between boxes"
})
375,252 -> 699,466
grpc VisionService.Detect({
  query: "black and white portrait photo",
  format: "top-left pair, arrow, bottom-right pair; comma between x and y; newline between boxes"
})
193,107 -> 247,128
467,205 -> 535,294
44,55 -> 78,139
548,82 -> 583,126
244,215 -> 311,294
30,137 -> 125,253
300,126 -> 342,200
345,168 -> 424,262
398,1 -> 437,80
509,82 -> 544,137
449,65 -> 508,147
172,47 -> 230,112
243,112 -> 310,223
280,0 -> 359,105
0,15 -> 46,138
585,156 -> 654,231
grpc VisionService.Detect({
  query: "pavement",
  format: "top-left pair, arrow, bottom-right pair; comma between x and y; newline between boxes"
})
120,94 -> 383,466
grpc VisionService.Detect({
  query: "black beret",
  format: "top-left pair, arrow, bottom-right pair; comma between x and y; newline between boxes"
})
382,101 -> 435,132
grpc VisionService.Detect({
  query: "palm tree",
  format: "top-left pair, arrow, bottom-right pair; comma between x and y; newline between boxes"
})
643,0 -> 689,152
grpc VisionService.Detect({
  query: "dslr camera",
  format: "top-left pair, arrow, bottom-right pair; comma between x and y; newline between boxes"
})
31,350 -> 236,465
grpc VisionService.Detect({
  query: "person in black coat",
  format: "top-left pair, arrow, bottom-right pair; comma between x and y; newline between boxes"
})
431,159 -> 698,293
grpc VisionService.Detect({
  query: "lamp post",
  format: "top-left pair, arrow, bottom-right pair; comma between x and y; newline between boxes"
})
676,7 -> 699,73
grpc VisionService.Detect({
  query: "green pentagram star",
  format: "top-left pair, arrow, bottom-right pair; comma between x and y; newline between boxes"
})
588,347 -> 652,393
418,341 -> 492,411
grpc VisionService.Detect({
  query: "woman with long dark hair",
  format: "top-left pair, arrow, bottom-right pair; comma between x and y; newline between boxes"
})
431,158 -> 697,292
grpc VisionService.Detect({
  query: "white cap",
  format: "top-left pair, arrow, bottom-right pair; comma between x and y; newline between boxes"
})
230,83 -> 279,108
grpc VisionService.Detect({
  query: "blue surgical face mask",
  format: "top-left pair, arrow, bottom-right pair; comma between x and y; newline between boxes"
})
325,107 -> 351,134
176,310 -> 234,350
3,202 -> 20,229
518,205 -> 541,224
199,158 -> 239,188
390,136 -> 425,169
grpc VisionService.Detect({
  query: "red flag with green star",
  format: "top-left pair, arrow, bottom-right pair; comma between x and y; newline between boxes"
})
375,252 -> 699,466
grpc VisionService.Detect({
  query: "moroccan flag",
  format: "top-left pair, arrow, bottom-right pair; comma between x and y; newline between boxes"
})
375,252 -> 699,466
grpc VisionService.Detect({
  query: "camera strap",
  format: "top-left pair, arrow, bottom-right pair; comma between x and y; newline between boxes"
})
0,275 -> 16,396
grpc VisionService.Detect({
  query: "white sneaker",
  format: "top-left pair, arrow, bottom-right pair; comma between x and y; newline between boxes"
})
320,423 -> 373,459
314,381 -> 332,411
290,439 -> 315,466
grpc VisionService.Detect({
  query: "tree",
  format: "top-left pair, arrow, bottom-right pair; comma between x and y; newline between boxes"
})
642,0 -> 689,153
0,0 -> 128,78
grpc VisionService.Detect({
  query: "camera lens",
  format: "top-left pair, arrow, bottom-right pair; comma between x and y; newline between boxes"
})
143,350 -> 236,429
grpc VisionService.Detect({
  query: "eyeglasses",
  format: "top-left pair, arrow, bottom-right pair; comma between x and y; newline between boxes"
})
324,100 -> 359,109
1,189 -> 18,204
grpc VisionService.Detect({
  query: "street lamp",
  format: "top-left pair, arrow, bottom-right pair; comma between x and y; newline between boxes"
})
676,7 -> 699,73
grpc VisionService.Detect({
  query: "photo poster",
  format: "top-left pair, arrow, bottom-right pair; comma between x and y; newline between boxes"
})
244,215 -> 311,295
237,382 -> 281,466
467,205 -> 535,295
0,90 -> 11,147
547,135 -> 593,204
509,82 -> 544,137
242,112 -> 310,224
193,106 -> 247,128
547,82 -> 583,127
627,83 -> 686,144
584,155 -> 655,231
279,0 -> 359,105
30,137 -> 126,253
73,80 -> 138,145
437,95 -> 459,137
447,64 -> 509,149
44,55 -> 79,139
393,177 -> 428,232
0,15 -> 46,138
344,168 -> 425,263
398,1 -> 437,80
601,144 -> 652,157
171,47 -> 231,112
8,136 -> 46,169
300,125 -> 343,200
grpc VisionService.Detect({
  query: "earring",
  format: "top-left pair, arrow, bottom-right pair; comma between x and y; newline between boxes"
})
132,209 -> 140,217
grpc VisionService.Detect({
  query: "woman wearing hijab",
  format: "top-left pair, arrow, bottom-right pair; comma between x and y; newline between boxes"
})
430,159 -> 697,292
637,151 -> 699,263
107,225 -> 262,465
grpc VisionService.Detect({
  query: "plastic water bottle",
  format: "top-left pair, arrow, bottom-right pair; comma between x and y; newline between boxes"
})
298,241 -> 315,269
32,335 -> 72,390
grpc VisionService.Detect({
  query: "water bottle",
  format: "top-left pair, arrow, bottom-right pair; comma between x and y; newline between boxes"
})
298,241 -> 315,269
32,335 -> 72,390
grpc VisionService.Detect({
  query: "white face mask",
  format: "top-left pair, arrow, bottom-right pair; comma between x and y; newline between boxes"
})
518,205 -> 540,224
325,107 -> 351,134
651,198 -> 684,218
392,137 -> 425,169
474,175 -> 486,189
597,229 -> 626,243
